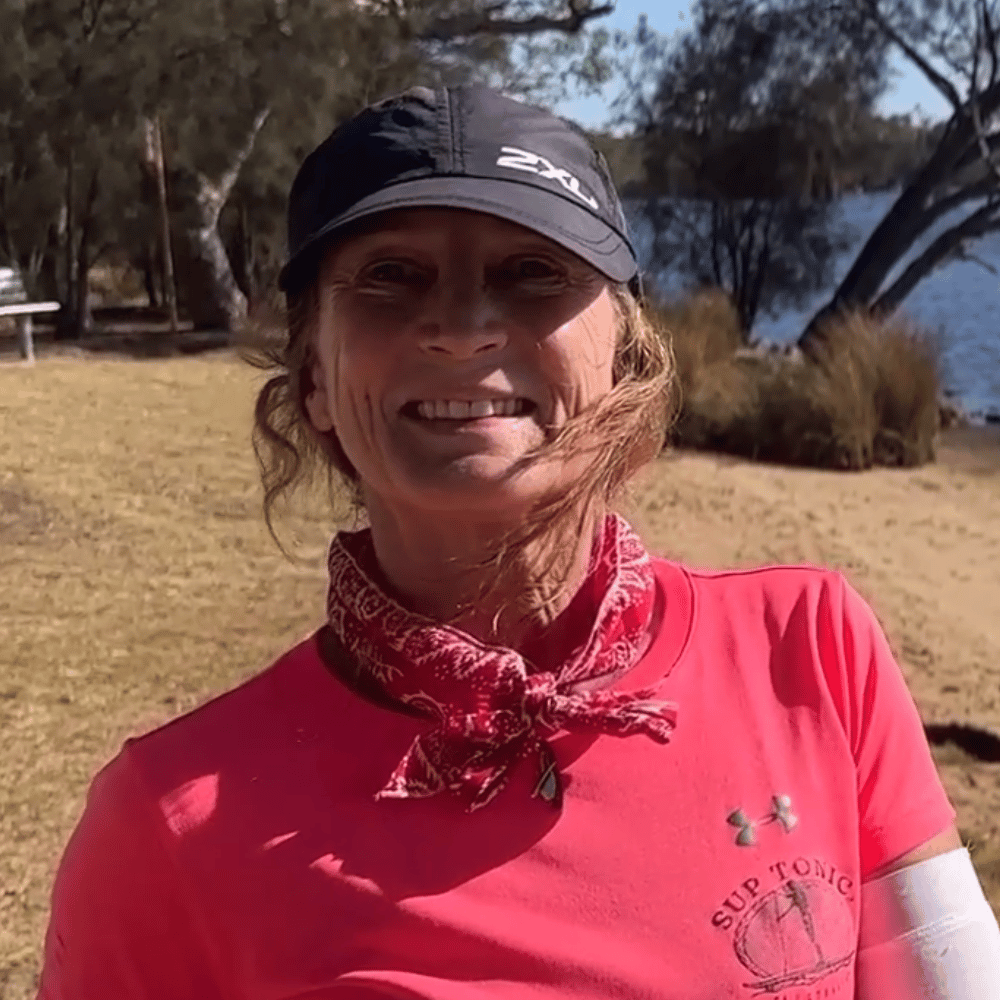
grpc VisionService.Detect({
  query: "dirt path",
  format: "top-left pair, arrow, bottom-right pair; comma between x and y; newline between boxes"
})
629,437 -> 1000,899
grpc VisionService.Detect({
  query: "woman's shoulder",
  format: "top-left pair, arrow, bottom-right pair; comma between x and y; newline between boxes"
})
106,634 -> 326,808
651,555 -> 848,617
654,554 -> 841,585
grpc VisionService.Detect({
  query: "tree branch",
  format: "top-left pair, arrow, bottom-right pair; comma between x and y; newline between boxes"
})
970,86 -> 1000,187
952,125 -> 1000,176
197,107 -> 271,225
858,0 -> 964,112
928,173 -> 999,219
982,0 -> 999,89
219,108 -> 270,202
953,243 -> 999,274
871,199 -> 1000,315
417,0 -> 614,41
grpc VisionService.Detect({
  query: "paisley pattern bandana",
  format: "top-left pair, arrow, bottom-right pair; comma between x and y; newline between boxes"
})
324,513 -> 678,813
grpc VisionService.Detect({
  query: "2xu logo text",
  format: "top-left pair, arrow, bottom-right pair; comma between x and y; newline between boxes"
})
496,146 -> 600,210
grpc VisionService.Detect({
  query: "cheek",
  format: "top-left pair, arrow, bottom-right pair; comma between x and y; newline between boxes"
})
324,336 -> 404,483
330,346 -> 375,439
315,303 -> 378,436
543,307 -> 617,409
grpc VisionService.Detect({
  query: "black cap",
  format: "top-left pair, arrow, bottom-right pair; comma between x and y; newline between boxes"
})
279,85 -> 639,294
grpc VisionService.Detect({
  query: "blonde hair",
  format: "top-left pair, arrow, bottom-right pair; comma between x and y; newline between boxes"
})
246,278 -> 676,610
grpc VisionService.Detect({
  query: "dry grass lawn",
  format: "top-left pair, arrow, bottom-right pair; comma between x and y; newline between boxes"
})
2,350 -> 999,998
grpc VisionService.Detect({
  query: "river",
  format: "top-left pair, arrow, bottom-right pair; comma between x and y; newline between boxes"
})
630,190 -> 1000,420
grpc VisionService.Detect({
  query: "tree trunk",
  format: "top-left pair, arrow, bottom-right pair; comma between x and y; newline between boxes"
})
174,203 -> 247,330
38,226 -> 61,303
236,198 -> 253,300
142,243 -> 161,307
71,168 -> 99,339
798,92 -> 1000,351
150,116 -> 178,333
870,199 -> 1000,316
56,152 -> 77,341
171,108 -> 269,332
796,186 -> 925,349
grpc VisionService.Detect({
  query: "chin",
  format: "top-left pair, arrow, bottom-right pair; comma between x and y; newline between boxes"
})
397,459 -> 562,517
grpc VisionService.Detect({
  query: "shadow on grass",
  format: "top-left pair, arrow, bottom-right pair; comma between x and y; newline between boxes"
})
1,328 -> 232,360
925,723 -> 1000,763
0,306 -> 236,361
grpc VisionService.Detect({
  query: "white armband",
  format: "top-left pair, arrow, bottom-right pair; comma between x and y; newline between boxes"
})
857,847 -> 1000,999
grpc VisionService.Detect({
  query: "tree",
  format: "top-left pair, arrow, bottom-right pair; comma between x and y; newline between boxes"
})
1,0 -> 150,336
644,197 -> 854,335
0,0 -> 618,337
188,0 -> 619,329
626,0 -> 888,336
800,0 -> 1000,350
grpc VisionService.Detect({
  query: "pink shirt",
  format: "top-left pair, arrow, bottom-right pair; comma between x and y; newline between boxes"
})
38,561 -> 955,999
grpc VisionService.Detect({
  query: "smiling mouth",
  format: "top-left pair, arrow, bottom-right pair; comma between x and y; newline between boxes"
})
401,399 -> 536,421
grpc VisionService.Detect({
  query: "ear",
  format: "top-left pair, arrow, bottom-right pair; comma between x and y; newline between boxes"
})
304,361 -> 335,433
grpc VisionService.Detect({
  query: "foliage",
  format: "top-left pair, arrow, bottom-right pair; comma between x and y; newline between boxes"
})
0,0 -> 618,335
608,0 -> 1000,360
642,197 -> 855,336
588,116 -> 945,198
618,0 -> 890,151
619,0 -> 886,337
653,288 -> 942,470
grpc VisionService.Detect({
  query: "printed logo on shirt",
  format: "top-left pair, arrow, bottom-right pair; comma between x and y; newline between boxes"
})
711,856 -> 856,997
727,795 -> 798,846
495,146 -> 601,210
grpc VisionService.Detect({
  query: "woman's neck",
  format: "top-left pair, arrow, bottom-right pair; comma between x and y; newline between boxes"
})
362,498 -> 603,650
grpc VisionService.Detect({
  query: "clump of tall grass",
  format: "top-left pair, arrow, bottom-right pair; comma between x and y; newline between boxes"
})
650,289 -> 941,469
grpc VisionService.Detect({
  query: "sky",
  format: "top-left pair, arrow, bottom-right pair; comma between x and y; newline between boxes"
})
553,0 -> 953,129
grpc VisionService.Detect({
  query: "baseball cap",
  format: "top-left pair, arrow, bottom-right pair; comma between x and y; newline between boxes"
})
278,85 -> 639,295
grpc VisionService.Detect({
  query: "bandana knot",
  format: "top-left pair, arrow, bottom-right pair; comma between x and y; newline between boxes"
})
325,514 -> 677,812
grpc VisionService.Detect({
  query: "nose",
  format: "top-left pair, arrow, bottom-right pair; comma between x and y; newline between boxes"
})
417,280 -> 508,360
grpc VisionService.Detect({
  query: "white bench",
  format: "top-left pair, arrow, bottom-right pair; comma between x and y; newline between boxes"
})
0,267 -> 60,362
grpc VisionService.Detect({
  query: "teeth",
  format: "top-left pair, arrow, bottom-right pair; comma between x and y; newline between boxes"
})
413,399 -> 526,419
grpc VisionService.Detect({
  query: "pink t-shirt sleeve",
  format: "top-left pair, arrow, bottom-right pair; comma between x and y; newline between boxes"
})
822,574 -> 956,879
36,745 -> 226,1000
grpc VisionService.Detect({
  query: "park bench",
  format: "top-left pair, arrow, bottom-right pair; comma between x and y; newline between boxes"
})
0,267 -> 60,362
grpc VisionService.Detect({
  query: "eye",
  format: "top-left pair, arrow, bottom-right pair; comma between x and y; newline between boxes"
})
498,255 -> 565,289
358,258 -> 429,290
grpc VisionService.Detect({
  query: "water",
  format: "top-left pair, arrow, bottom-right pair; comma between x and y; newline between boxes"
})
629,191 -> 1000,419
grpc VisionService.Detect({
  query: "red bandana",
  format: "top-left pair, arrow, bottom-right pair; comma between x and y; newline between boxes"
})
325,514 -> 678,812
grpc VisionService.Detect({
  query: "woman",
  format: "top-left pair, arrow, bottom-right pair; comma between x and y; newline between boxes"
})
37,85 -> 999,999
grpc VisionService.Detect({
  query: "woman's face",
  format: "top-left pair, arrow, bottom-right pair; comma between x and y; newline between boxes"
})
304,207 -> 618,518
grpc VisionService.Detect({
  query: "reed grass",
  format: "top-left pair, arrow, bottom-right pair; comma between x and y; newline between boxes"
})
652,289 -> 942,469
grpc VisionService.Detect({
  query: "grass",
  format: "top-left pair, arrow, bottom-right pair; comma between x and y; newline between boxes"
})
653,289 -> 942,469
0,348 -> 995,997
0,352 -> 337,998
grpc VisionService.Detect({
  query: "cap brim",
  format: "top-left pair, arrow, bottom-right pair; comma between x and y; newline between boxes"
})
279,176 -> 637,292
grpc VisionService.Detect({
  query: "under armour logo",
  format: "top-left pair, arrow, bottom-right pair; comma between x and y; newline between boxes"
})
727,795 -> 798,847
496,146 -> 600,210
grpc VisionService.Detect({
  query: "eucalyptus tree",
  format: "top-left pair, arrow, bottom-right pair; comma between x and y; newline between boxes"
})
800,0 -> 1000,350
627,0 -> 890,337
